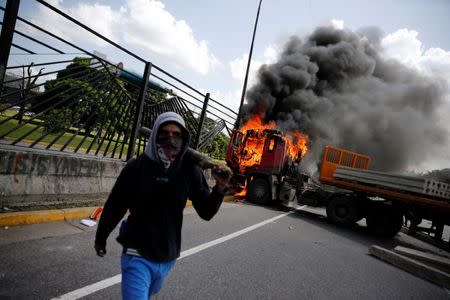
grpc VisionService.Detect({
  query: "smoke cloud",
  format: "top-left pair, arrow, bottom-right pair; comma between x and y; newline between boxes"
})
243,26 -> 449,173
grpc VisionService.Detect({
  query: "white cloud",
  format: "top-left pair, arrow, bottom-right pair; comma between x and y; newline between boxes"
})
229,44 -> 279,86
29,0 -> 120,47
381,29 -> 422,66
229,54 -> 251,83
263,45 -> 278,63
29,0 -> 219,75
319,19 -> 345,30
330,19 -> 344,30
421,48 -> 450,79
121,0 -> 219,74
222,45 -> 281,123
381,29 -> 450,80
212,88 -> 241,117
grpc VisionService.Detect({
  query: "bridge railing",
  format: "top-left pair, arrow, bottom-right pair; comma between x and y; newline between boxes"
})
0,0 -> 237,161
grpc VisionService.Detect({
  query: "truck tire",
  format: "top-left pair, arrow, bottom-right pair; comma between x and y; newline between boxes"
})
247,178 -> 271,205
326,196 -> 360,225
366,205 -> 403,237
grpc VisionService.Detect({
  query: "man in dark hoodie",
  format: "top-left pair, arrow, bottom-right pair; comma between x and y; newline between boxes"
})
95,112 -> 231,299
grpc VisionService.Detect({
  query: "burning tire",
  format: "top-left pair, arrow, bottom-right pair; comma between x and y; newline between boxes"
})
366,204 -> 403,237
247,178 -> 271,205
326,196 -> 360,225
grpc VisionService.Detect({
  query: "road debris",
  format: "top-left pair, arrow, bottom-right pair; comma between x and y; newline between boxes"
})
80,219 -> 97,227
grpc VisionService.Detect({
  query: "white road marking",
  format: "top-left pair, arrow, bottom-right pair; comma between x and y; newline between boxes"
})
179,209 -> 297,259
51,275 -> 122,300
51,209 -> 298,299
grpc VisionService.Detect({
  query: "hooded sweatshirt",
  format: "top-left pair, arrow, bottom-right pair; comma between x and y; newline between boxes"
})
95,112 -> 224,262
144,111 -> 190,165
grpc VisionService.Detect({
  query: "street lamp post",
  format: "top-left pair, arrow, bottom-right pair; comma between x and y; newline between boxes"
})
234,0 -> 263,130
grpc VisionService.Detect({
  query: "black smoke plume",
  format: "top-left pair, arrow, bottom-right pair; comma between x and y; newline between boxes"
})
243,26 -> 448,173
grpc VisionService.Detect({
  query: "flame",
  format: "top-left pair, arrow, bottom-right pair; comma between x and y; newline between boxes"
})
240,115 -> 276,133
286,130 -> 309,161
237,115 -> 308,170
234,187 -> 247,198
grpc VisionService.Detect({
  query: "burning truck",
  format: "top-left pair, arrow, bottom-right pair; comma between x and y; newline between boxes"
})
226,116 -> 450,240
225,115 -> 308,207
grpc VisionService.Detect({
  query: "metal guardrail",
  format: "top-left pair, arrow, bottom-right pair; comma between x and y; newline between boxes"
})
334,167 -> 450,200
0,0 -> 236,160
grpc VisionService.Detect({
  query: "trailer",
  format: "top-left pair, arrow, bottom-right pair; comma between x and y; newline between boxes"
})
305,145 -> 450,238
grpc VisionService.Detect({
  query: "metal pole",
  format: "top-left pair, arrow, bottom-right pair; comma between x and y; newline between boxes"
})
0,0 -> 20,90
194,92 -> 210,150
234,0 -> 263,130
127,61 -> 152,160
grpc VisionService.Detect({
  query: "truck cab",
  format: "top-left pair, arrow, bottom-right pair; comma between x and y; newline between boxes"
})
226,128 -> 299,206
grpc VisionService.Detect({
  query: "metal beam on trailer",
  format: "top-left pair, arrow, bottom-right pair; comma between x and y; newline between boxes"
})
333,167 -> 450,201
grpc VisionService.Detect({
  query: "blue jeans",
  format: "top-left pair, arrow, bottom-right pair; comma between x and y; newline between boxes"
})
121,253 -> 176,300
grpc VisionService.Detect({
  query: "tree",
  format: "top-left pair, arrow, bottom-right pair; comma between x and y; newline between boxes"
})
17,63 -> 44,124
204,132 -> 229,160
31,57 -> 168,135
195,116 -> 230,160
203,118 -> 230,160
31,57 -> 109,133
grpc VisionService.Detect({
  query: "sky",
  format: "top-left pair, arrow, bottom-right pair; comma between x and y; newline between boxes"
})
3,0 -> 450,172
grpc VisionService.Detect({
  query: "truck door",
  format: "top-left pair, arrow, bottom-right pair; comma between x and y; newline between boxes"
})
260,135 -> 286,174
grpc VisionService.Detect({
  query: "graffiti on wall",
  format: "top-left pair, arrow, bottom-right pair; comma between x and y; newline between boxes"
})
0,151 -> 107,177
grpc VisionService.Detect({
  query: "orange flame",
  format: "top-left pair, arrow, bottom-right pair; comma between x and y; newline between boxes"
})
234,187 -> 247,198
237,115 -> 308,170
286,130 -> 309,161
240,115 -> 276,133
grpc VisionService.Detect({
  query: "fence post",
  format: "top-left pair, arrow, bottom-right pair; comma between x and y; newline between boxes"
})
127,61 -> 152,160
0,0 -> 20,91
194,92 -> 210,150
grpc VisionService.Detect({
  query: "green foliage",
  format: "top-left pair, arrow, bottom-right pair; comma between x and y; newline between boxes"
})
29,56 -> 176,141
204,132 -> 229,160
146,89 -> 167,104
42,108 -> 75,133
56,57 -> 93,80
33,57 -> 127,134
37,76 -> 107,133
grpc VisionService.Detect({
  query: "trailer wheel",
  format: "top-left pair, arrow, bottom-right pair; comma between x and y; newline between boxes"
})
247,178 -> 271,205
326,196 -> 360,225
366,205 -> 403,237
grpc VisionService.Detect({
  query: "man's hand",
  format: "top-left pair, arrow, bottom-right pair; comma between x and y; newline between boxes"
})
95,242 -> 107,257
211,165 -> 232,193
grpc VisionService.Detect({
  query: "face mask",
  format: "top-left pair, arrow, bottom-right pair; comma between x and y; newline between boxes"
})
156,135 -> 183,169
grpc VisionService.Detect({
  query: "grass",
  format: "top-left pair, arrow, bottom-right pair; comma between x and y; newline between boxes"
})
0,109 -> 132,156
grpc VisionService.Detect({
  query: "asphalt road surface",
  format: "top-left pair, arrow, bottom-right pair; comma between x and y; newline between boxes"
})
0,202 -> 449,299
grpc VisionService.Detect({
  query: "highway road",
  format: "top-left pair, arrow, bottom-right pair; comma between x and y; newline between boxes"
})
0,202 -> 449,299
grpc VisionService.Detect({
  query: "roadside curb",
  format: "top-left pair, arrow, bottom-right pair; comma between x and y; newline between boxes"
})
0,195 -> 236,227
0,207 -> 99,227
369,245 -> 450,289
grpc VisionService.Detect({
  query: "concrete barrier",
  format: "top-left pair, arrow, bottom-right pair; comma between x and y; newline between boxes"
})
0,147 -> 125,210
